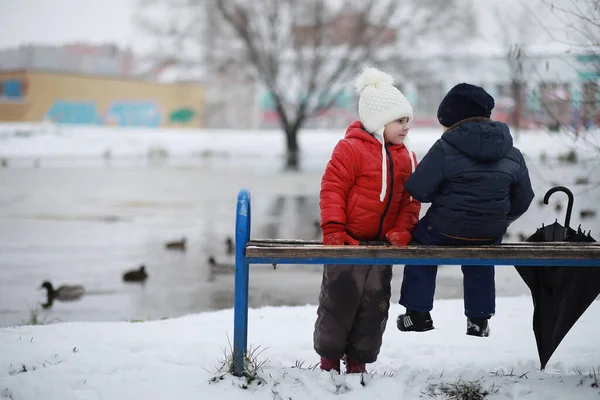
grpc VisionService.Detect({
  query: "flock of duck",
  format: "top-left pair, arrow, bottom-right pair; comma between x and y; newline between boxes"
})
39,236 -> 236,309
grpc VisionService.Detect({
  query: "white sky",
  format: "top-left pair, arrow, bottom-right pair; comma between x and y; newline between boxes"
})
0,0 -> 137,48
0,0 -> 580,55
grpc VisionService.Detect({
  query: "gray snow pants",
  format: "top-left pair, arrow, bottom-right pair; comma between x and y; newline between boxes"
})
313,264 -> 393,364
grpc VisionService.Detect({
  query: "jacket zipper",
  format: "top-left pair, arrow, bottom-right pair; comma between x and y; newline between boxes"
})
374,145 -> 394,239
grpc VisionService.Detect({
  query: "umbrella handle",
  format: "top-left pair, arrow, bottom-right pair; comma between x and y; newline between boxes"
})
543,186 -> 574,235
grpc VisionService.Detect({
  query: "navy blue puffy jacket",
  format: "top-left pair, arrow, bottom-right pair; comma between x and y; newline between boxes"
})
404,118 -> 535,239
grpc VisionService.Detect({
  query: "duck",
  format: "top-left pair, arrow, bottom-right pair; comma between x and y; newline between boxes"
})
580,209 -> 596,220
206,256 -> 234,282
39,281 -> 85,308
165,237 -> 186,251
225,236 -> 234,255
208,256 -> 275,271
122,265 -> 148,282
208,256 -> 234,272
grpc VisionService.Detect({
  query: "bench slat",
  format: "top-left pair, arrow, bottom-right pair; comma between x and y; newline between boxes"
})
245,242 -> 600,261
247,239 -> 595,248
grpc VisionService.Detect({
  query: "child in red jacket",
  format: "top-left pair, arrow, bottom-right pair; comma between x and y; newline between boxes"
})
314,67 -> 421,374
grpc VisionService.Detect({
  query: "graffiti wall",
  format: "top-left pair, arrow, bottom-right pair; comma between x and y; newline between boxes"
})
0,70 -> 204,127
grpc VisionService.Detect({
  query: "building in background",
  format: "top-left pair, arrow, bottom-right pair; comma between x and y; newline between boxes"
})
0,9 -> 597,131
292,12 -> 396,48
255,51 -> 598,131
0,69 -> 204,128
0,43 -> 208,128
203,73 -> 257,130
421,52 -> 599,131
0,43 -> 136,77
254,5 -> 600,131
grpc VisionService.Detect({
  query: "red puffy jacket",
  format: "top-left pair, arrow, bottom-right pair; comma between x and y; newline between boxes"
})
320,121 -> 421,241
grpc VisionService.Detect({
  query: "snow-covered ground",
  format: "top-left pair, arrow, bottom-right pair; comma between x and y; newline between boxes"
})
1,122 -> 598,163
1,298 -> 599,399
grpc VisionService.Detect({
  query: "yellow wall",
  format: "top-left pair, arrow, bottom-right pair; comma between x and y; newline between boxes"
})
0,70 -> 204,128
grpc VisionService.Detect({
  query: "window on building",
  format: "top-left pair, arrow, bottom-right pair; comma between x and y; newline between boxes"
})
3,80 -> 22,98
0,78 -> 27,101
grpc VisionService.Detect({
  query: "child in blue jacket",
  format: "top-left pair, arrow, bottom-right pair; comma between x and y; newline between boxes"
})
397,83 -> 535,337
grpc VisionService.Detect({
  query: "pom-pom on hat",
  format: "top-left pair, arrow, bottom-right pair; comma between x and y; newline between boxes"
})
356,67 -> 413,136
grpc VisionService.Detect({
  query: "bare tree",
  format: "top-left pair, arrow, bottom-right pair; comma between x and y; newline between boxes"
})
211,0 -> 400,169
139,0 -> 472,169
214,0 -> 476,169
136,0 -> 217,79
496,7 -> 541,135
527,0 -> 600,151
540,0 -> 599,62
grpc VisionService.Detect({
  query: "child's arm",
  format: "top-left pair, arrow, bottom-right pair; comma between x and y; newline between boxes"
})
386,151 -> 421,246
320,140 -> 359,245
403,141 -> 444,203
507,152 -> 535,225
386,193 -> 421,246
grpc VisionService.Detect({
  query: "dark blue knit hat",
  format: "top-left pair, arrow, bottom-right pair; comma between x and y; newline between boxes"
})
437,83 -> 495,127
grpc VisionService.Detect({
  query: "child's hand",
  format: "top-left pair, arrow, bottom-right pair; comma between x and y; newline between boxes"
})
322,232 -> 359,246
386,229 -> 412,246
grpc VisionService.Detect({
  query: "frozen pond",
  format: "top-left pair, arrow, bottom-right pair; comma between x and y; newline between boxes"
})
0,126 -> 598,327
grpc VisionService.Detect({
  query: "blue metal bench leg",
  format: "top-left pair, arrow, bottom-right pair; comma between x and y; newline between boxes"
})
233,188 -> 251,377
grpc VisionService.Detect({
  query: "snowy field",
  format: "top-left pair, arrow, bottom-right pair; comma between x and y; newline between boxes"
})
1,298 -> 599,399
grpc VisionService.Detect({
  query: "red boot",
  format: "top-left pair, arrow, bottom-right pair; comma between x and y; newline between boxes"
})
344,356 -> 366,374
320,357 -> 340,373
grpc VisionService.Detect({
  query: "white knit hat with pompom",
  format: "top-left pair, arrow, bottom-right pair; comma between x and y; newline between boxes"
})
356,67 -> 413,136
355,67 -> 414,202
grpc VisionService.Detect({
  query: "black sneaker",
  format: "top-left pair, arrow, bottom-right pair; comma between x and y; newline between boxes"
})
397,310 -> 434,332
466,318 -> 490,337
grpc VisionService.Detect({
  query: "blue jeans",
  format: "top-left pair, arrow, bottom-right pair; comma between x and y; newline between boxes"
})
399,218 -> 502,318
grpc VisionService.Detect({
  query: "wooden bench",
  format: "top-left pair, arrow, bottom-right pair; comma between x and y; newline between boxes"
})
231,188 -> 600,376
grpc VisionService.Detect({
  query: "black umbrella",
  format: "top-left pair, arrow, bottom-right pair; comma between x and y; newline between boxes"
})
526,220 -> 576,243
515,185 -> 599,370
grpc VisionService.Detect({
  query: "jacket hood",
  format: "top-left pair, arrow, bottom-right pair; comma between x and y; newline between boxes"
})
441,119 -> 513,161
345,120 -> 407,148
345,120 -> 380,144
